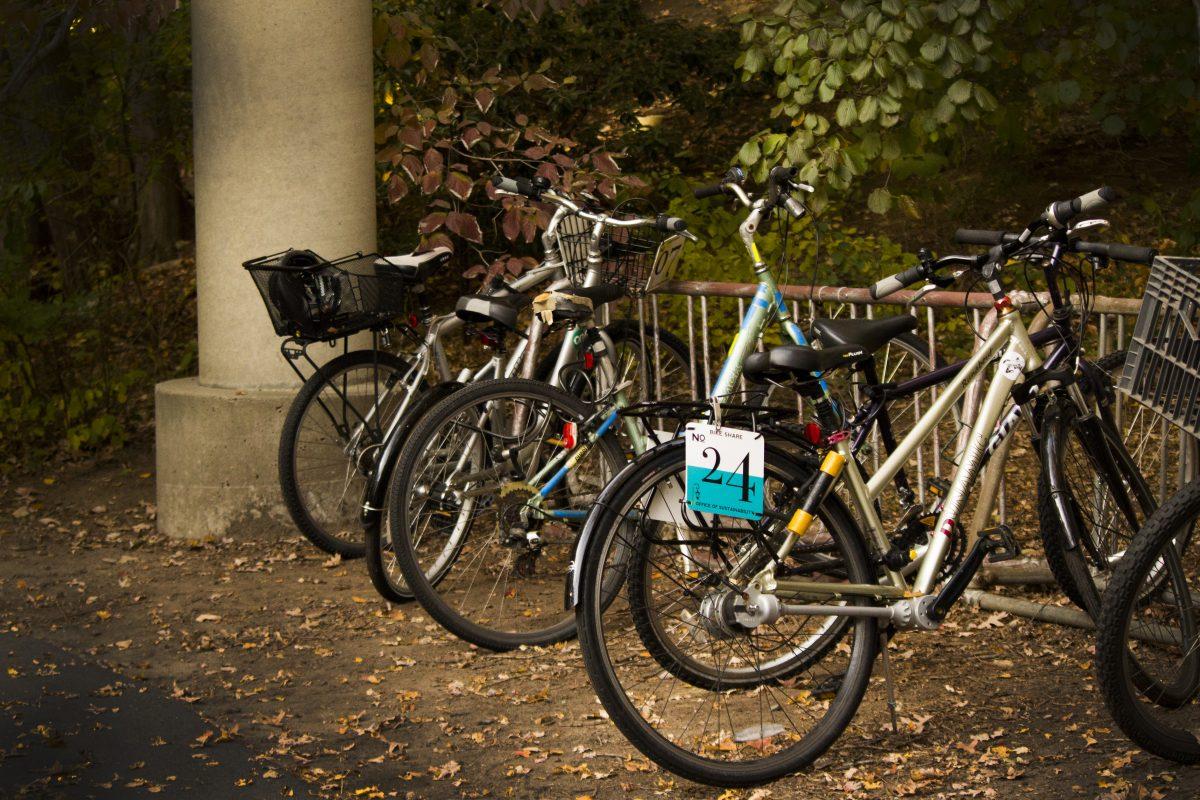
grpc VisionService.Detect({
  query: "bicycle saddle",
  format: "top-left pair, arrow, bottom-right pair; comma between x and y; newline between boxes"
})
744,343 -> 872,385
809,315 -> 918,354
532,285 -> 624,325
455,291 -> 532,331
375,247 -> 452,282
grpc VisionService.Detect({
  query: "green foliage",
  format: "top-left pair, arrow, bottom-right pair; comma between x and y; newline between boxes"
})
735,0 -> 1015,209
736,0 -> 1200,227
652,171 -> 918,346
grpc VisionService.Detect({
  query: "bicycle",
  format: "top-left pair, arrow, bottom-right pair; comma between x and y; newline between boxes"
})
379,174 -> 700,648
1095,254 -> 1200,762
573,187 -> 1161,786
360,178 -> 694,601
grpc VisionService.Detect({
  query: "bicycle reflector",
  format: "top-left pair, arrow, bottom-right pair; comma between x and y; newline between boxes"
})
583,351 -> 595,370
561,422 -> 578,449
804,422 -> 823,445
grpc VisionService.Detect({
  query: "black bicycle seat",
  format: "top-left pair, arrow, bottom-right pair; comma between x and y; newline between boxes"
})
455,292 -> 532,331
744,343 -> 872,385
375,247 -> 452,283
809,315 -> 918,354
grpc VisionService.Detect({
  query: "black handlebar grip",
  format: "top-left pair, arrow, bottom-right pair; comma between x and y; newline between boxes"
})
954,229 -> 1013,246
693,183 -> 726,199
491,174 -> 538,198
655,214 -> 688,233
1046,186 -> 1117,228
1074,240 -> 1156,265
869,264 -> 926,300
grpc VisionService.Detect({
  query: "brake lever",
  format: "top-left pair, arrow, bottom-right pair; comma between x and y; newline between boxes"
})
906,283 -> 940,306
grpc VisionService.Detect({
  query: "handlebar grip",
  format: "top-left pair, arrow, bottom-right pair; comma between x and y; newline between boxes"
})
869,264 -> 926,300
1074,240 -> 1157,265
655,214 -> 688,233
954,229 -> 1018,246
693,183 -> 726,200
491,174 -> 539,198
1045,186 -> 1117,228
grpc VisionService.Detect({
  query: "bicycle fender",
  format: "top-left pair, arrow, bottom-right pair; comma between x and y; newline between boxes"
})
360,381 -> 464,531
568,438 -> 686,608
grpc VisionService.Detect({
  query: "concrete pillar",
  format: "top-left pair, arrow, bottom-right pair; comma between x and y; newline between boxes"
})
155,0 -> 376,538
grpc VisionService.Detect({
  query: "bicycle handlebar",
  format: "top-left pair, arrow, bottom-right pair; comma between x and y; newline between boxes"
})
954,229 -> 1021,246
1071,239 -> 1156,265
1044,186 -> 1117,229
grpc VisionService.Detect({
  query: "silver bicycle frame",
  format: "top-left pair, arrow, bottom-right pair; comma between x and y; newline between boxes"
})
769,304 -> 1043,602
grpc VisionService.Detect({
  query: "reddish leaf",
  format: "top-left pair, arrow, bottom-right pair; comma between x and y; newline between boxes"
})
476,121 -> 493,136
552,153 -> 574,168
399,126 -> 423,150
520,212 -> 537,244
463,263 -> 487,279
400,154 -> 424,181
460,127 -> 482,149
418,212 -> 446,235
446,212 -> 484,243
421,170 -> 442,195
423,148 -> 444,173
425,232 -> 454,252
441,87 -> 458,110
421,119 -> 437,138
535,162 -> 559,183
502,208 -> 521,241
475,88 -> 495,114
515,113 -> 529,126
445,172 -> 473,201
376,144 -> 401,164
387,174 -> 410,204
523,146 -> 548,159
592,152 -> 620,175
597,179 -> 616,200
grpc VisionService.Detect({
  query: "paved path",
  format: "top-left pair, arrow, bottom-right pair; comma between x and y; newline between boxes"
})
0,631 -> 316,799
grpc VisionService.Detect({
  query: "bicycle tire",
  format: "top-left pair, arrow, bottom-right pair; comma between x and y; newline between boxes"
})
388,377 -> 627,651
1039,390 -> 1157,616
1036,352 -> 1195,609
279,349 -> 413,558
576,439 -> 878,787
364,380 -> 465,602
1097,478 -> 1200,762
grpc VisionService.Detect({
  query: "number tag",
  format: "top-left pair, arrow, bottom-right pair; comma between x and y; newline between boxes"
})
685,423 -> 764,520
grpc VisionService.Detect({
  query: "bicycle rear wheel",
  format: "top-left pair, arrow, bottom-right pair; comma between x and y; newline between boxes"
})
576,439 -> 877,787
279,349 -> 414,557
1097,479 -> 1200,762
387,378 -> 626,650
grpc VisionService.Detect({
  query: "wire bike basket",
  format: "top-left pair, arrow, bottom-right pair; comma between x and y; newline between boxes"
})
556,214 -> 686,298
1119,255 -> 1200,437
244,249 -> 412,342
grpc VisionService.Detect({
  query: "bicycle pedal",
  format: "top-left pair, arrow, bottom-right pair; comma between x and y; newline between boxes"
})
926,477 -> 951,497
980,525 -> 1020,563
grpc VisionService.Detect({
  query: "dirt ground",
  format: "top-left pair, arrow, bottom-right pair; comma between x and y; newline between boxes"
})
1,441 -> 1196,800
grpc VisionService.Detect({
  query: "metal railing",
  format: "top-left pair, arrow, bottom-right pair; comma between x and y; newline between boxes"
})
623,280 -> 1172,538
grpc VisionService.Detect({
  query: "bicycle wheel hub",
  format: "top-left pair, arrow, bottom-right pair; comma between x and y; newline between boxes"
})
697,588 -> 781,638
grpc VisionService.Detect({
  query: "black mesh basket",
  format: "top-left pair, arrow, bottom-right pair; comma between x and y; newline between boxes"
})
1119,256 -> 1200,437
244,249 -> 411,341
556,214 -> 680,298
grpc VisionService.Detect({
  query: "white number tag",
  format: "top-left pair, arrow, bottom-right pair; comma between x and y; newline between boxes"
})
685,423 -> 765,520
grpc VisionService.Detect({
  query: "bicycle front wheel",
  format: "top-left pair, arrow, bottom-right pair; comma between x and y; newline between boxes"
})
576,439 -> 877,787
1040,351 -> 1198,609
279,349 -> 414,557
1097,479 -> 1200,762
1039,394 -> 1157,615
387,378 -> 626,651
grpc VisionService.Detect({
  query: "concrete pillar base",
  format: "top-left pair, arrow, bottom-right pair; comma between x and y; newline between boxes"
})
155,378 -> 293,539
